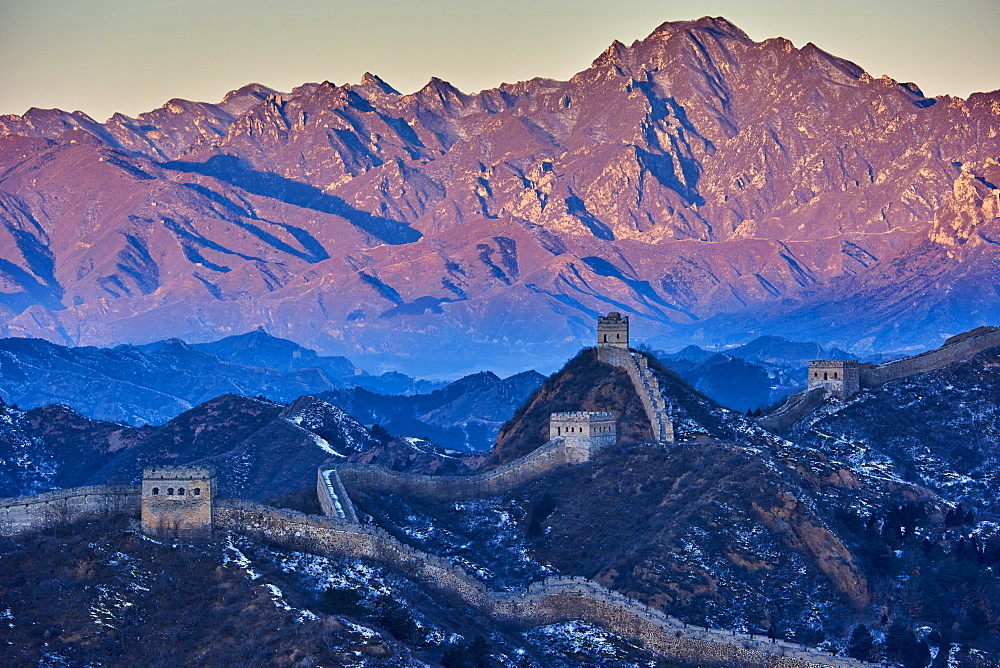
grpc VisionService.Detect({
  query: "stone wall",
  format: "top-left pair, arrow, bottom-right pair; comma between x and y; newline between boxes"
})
320,436 -> 595,512
0,486 -> 140,537
758,387 -> 828,433
859,328 -> 1000,388
214,501 -> 875,668
2,486 -> 876,666
142,465 -> 215,540
598,346 -> 674,442
317,468 -> 359,522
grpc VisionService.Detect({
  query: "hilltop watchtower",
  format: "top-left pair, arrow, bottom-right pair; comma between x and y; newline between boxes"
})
598,312 -> 629,349
549,411 -> 617,462
807,360 -> 861,400
141,465 -> 216,540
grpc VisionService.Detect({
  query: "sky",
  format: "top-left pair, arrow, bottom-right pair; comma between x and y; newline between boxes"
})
1,0 -> 997,121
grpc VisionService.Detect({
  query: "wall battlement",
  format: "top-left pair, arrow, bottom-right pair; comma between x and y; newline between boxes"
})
597,312 -> 629,349
598,346 -> 674,442
800,326 -> 1000,403
143,464 -> 216,479
141,465 -> 216,540
0,485 -> 140,537
2,484 -> 877,666
318,434 -> 603,511
217,500 -> 876,668
548,411 -> 617,448
858,326 -> 1000,388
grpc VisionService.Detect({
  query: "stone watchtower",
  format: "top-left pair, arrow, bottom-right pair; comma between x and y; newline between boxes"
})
807,360 -> 861,400
597,312 -> 629,349
549,412 -> 617,462
141,465 -> 216,540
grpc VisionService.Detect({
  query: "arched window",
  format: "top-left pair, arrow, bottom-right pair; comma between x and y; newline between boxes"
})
833,372 -> 838,379
152,487 -> 159,495
603,334 -> 608,342
823,372 -> 828,380
167,488 -> 174,495
193,488 -> 201,496
178,488 -> 185,496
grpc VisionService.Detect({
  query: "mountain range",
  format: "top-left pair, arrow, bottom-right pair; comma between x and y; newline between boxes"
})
0,16 -> 997,376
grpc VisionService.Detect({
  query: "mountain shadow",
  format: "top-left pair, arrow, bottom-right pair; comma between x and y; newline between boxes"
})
162,154 -> 422,245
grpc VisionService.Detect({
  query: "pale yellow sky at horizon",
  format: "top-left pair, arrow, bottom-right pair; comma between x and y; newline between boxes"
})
1,0 -> 997,121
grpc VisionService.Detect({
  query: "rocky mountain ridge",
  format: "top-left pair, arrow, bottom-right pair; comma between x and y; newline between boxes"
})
0,392 -> 380,500
1,16 -> 997,375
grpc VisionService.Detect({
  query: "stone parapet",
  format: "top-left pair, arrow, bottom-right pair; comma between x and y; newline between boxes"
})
598,347 -> 674,442
859,327 -> 1000,388
214,501 -> 876,668
318,436 -> 600,516
758,387 -> 828,433
0,485 -> 140,537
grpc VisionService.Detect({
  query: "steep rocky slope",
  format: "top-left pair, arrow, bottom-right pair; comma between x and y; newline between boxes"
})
353,348 -> 1000,655
0,17 -> 997,375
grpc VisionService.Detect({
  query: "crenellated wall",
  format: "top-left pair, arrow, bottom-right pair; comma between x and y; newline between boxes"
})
321,436 -> 599,510
2,487 -> 876,666
0,485 -> 140,537
859,327 -> 1000,388
597,346 -> 674,442
758,387 -> 828,433
214,500 -> 875,668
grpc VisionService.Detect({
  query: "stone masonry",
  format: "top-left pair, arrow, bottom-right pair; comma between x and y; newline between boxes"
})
598,312 -> 629,349
0,485 -> 140,537
807,360 -> 861,400
800,325 -> 1000,404
549,411 -> 617,446
598,345 -> 674,442
141,464 -> 216,540
2,475 -> 876,666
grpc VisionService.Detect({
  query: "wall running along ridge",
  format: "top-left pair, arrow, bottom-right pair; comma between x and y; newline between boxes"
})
757,387 -> 828,433
762,327 -> 1000,432
319,436 -> 599,508
597,346 -> 674,442
858,327 -> 1000,387
215,499 -> 875,668
0,487 -> 878,666
0,485 -> 140,536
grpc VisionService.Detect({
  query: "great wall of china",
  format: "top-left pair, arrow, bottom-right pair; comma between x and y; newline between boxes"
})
597,345 -> 675,442
5,318 -> 994,666
760,325 -> 1000,432
0,486 -> 875,668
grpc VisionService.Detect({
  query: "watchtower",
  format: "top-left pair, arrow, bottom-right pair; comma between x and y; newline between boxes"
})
549,412 -> 617,463
807,360 -> 861,400
141,464 -> 216,540
598,312 -> 629,349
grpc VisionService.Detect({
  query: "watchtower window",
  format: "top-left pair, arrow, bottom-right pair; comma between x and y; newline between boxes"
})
167,488 -> 174,495
603,334 -> 608,342
823,372 -> 828,380
193,488 -> 201,496
178,488 -> 185,496
833,372 -> 838,379
152,487 -> 159,495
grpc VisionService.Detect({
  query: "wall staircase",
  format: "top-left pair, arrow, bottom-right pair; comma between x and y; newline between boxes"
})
598,346 -> 674,442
